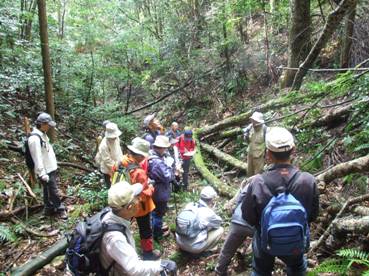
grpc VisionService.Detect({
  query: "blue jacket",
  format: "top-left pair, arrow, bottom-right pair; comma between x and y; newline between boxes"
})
143,130 -> 160,147
148,150 -> 174,202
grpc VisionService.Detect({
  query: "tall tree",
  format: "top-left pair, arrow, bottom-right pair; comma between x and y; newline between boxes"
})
280,0 -> 311,88
37,0 -> 56,141
340,0 -> 357,68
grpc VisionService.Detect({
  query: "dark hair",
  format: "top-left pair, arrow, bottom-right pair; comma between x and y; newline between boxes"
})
270,149 -> 293,161
111,208 -> 121,215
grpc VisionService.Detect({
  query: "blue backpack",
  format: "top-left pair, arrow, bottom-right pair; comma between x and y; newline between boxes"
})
260,171 -> 310,256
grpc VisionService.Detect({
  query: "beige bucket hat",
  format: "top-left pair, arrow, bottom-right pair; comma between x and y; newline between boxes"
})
250,112 -> 264,124
266,127 -> 295,152
127,137 -> 150,157
153,135 -> 171,148
105,122 -> 122,138
108,181 -> 143,208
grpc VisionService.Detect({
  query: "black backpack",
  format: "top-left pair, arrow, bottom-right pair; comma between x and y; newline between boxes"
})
65,207 -> 127,276
23,133 -> 45,170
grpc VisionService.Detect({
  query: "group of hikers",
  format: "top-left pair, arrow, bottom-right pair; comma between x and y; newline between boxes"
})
27,111 -> 319,276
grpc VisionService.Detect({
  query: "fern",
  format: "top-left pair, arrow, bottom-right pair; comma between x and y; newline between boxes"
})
337,248 -> 369,262
310,258 -> 349,275
0,223 -> 17,242
353,143 -> 369,152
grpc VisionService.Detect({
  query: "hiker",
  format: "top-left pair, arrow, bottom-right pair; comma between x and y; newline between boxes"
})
215,179 -> 255,276
175,186 -> 223,254
111,137 -> 160,260
143,114 -> 164,146
28,112 -> 67,219
95,122 -> 123,188
243,111 -> 268,177
148,135 -> 174,240
95,120 -> 111,155
100,181 -> 177,275
241,127 -> 319,276
165,122 -> 181,140
175,128 -> 196,190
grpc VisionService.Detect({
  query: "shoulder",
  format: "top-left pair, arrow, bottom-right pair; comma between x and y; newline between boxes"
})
297,171 -> 316,185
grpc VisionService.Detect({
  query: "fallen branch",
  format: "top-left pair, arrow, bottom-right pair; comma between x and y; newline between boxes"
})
11,238 -> 68,276
352,206 -> 369,216
309,193 -> 369,254
16,173 -> 37,200
332,215 -> 369,234
200,142 -> 247,173
10,217 -> 58,238
193,132 -> 237,198
278,66 -> 369,72
0,204 -> 43,221
58,161 -> 95,173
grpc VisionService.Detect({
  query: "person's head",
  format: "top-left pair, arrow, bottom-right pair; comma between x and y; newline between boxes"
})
35,112 -> 56,132
250,112 -> 264,128
153,135 -> 171,155
127,137 -> 150,163
105,122 -> 122,141
108,181 -> 143,219
183,128 -> 193,141
200,186 -> 218,206
171,122 -> 179,132
144,114 -> 161,131
265,127 -> 295,164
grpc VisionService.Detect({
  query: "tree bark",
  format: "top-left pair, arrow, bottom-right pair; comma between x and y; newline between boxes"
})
291,0 -> 356,91
353,206 -> 369,216
11,238 -> 68,276
280,0 -> 311,88
200,142 -> 247,173
193,132 -> 237,198
316,154 -> 369,184
340,0 -> 356,68
58,161 -> 95,173
37,0 -> 56,141
333,216 -> 369,234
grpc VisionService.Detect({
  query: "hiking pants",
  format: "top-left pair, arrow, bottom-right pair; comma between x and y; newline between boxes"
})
182,159 -> 191,189
216,223 -> 254,275
247,152 -> 264,177
136,213 -> 154,252
103,173 -> 111,188
251,231 -> 307,276
40,170 -> 64,213
152,201 -> 168,239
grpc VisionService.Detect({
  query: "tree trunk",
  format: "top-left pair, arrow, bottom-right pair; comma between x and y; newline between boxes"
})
200,142 -> 247,173
280,0 -> 311,88
291,0 -> 356,91
11,238 -> 68,276
24,0 -> 37,41
333,216 -> 369,234
340,0 -> 356,68
37,0 -> 56,141
193,132 -> 237,198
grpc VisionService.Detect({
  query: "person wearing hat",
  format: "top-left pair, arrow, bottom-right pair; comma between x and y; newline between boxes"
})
100,181 -> 177,275
165,122 -> 181,140
28,112 -> 67,219
112,137 -> 160,260
148,135 -> 175,240
175,127 -> 196,190
175,186 -> 224,254
95,122 -> 123,188
143,114 -> 164,147
241,127 -> 319,276
243,111 -> 268,177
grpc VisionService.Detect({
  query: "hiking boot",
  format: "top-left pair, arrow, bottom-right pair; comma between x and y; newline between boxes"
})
57,210 -> 68,220
142,249 -> 161,260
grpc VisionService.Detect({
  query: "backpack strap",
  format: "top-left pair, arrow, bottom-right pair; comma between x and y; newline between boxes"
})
262,169 -> 301,196
29,133 -> 45,147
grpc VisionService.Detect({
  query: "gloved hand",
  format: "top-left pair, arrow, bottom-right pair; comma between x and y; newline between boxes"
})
160,259 -> 177,275
41,174 -> 49,183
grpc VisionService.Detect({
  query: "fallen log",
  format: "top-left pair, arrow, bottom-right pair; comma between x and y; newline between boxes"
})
309,193 -> 369,255
200,142 -> 247,173
58,161 -> 95,173
316,154 -> 369,184
353,206 -> 369,216
311,104 -> 352,128
16,173 -> 37,200
193,132 -> 237,198
0,204 -> 43,221
11,238 -> 68,276
332,216 -> 369,234
10,217 -> 59,238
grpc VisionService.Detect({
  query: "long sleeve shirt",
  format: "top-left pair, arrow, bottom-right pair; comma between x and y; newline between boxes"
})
175,199 -> 222,250
95,137 -> 123,175
100,211 -> 162,276
28,128 -> 57,177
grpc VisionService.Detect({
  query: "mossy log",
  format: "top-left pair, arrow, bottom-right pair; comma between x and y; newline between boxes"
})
193,132 -> 237,198
316,154 -> 369,184
12,238 -> 68,276
200,142 -> 247,173
353,206 -> 369,216
311,104 -> 352,128
333,216 -> 369,234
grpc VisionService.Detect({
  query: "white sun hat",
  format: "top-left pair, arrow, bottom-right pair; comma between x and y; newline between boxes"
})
105,122 -> 122,138
108,181 -> 143,208
266,127 -> 295,152
250,112 -> 264,124
200,186 -> 218,200
153,135 -> 171,148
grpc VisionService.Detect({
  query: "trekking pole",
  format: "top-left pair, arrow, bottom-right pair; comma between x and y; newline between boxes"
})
172,181 -> 178,216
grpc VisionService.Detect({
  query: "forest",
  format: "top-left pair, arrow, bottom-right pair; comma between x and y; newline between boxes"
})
0,0 -> 369,275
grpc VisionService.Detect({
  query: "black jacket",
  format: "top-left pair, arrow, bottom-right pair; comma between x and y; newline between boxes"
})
241,164 -> 319,227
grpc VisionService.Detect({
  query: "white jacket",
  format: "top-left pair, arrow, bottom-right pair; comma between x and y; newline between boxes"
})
28,128 -> 57,177
100,211 -> 162,276
95,137 -> 123,174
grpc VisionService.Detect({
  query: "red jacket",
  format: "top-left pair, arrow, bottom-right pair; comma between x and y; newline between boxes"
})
176,134 -> 196,160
